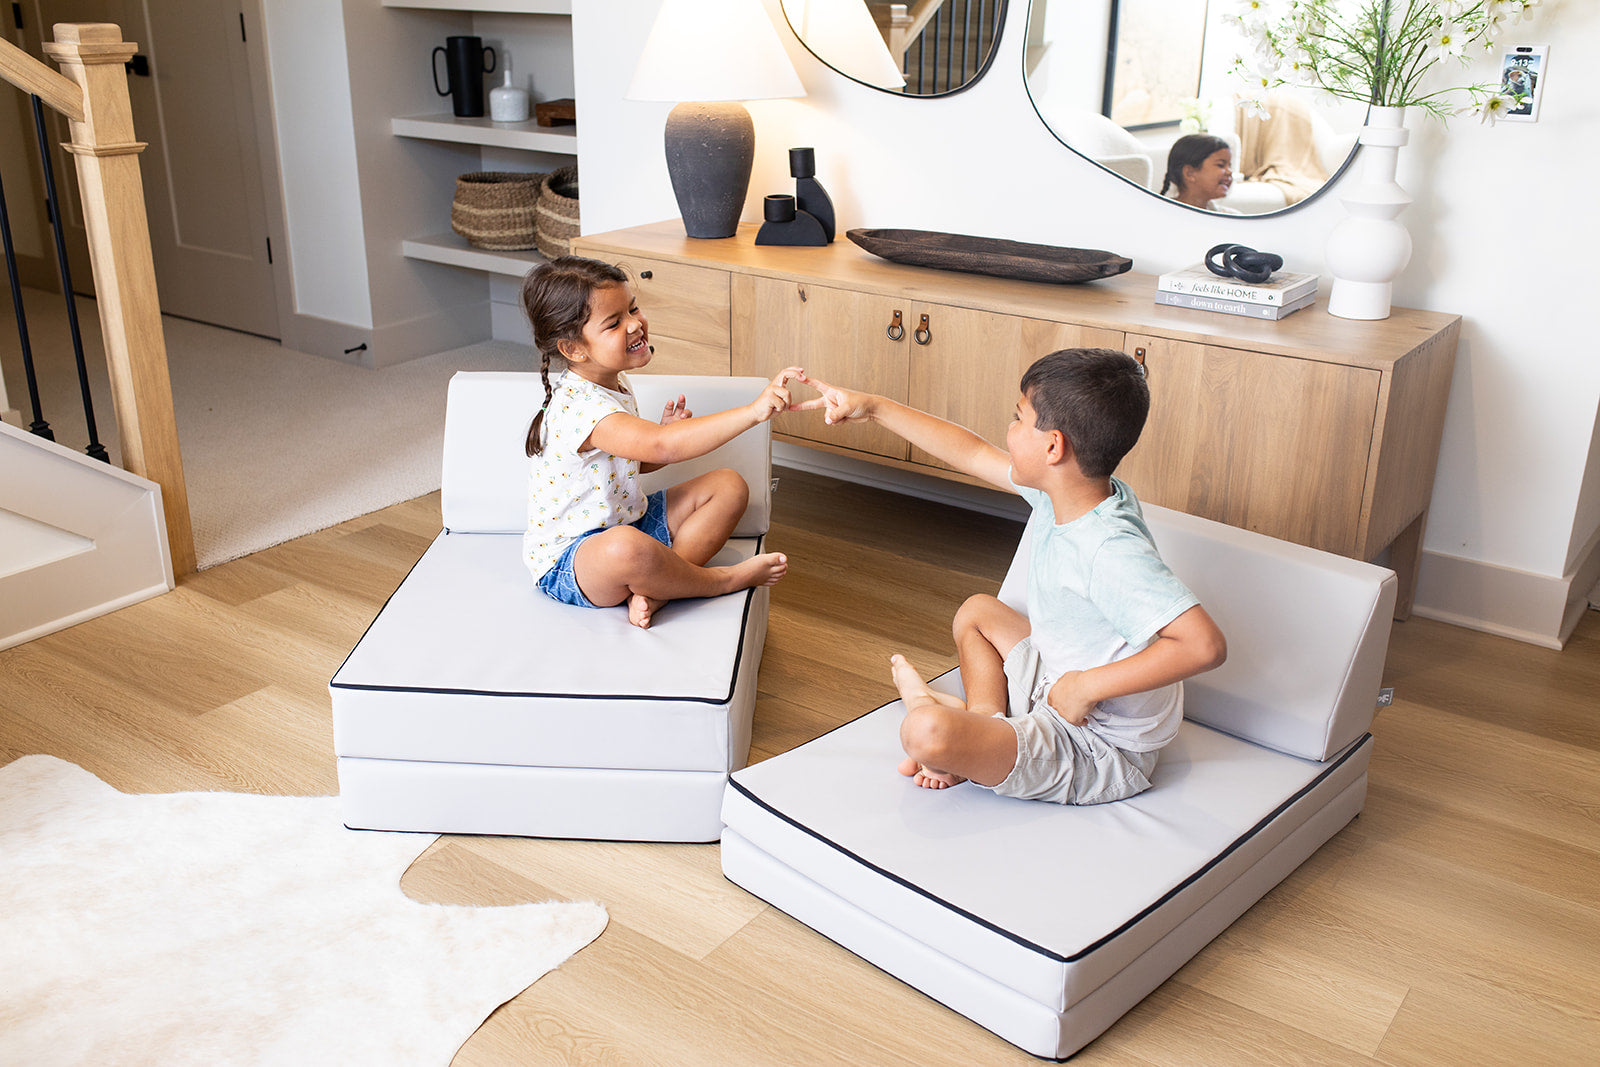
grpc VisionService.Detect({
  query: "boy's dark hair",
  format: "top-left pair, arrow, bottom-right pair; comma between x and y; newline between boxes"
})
521,255 -> 631,456
1019,348 -> 1149,478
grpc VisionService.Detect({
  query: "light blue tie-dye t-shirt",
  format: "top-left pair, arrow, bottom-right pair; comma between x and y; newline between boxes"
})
1012,476 -> 1200,752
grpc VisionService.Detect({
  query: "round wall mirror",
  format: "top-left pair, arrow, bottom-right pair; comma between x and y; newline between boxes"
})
782,0 -> 1009,97
1024,0 -> 1367,215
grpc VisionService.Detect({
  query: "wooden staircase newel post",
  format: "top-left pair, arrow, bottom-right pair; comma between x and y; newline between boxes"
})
42,22 -> 195,575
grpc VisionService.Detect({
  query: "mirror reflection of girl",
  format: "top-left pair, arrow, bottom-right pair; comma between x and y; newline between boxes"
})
1160,134 -> 1237,212
522,256 -> 793,629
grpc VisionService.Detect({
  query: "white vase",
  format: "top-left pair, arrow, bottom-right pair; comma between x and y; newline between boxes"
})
489,67 -> 530,123
1326,105 -> 1413,320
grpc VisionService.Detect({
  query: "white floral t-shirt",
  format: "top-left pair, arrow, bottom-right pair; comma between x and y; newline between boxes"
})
524,372 -> 646,580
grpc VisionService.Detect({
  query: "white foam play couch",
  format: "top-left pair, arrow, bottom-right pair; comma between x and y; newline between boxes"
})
721,503 -> 1396,1058
330,373 -> 774,842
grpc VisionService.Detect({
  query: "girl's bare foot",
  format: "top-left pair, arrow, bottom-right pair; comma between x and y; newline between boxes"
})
628,592 -> 667,629
724,552 -> 787,590
621,553 -> 786,630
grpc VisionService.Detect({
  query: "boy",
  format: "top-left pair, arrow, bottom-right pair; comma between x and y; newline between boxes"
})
793,349 -> 1226,804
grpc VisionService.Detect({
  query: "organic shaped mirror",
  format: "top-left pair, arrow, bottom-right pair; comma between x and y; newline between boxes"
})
1023,0 -> 1366,215
782,0 -> 1009,97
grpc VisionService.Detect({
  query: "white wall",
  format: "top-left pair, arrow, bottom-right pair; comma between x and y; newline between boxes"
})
260,0 -> 371,329
574,0 -> 1600,645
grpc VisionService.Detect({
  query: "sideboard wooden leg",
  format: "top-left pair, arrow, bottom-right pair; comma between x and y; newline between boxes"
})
1386,512 -> 1428,621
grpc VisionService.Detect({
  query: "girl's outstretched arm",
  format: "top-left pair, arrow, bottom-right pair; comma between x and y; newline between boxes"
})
586,367 -> 804,465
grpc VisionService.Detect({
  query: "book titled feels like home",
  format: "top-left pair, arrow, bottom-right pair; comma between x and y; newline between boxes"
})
1156,263 -> 1318,307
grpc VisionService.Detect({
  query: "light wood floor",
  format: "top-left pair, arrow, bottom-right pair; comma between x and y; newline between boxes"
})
4,468 -> 1598,1065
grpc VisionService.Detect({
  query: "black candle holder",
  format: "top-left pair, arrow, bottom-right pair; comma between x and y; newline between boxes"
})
789,147 -> 835,244
754,194 -> 827,246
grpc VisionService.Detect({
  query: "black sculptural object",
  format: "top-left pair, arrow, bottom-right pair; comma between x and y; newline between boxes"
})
755,194 -> 827,246
789,147 -> 834,243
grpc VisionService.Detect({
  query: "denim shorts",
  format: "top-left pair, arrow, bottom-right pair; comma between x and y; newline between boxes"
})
536,491 -> 673,608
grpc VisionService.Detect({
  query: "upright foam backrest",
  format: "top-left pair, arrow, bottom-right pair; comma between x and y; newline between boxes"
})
997,502 -> 1396,762
440,372 -> 772,536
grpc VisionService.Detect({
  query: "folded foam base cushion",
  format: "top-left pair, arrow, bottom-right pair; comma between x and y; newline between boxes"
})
720,674 -> 1370,1058
331,530 -> 768,842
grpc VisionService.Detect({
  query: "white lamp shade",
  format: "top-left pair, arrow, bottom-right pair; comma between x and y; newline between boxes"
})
627,0 -> 807,103
783,0 -> 905,90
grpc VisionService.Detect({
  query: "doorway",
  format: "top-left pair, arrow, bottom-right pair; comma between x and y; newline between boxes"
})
19,0 -> 283,339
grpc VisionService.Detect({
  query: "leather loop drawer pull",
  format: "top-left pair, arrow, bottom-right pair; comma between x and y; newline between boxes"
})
914,314 -> 931,345
886,310 -> 904,341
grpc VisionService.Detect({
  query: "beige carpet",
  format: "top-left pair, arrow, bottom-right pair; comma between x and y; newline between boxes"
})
0,754 -> 608,1065
1,290 -> 530,568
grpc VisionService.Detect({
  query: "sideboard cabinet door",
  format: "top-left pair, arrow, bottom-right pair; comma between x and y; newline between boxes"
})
630,256 -> 732,376
732,274 -> 912,461
907,306 -> 1123,475
1118,334 -> 1382,556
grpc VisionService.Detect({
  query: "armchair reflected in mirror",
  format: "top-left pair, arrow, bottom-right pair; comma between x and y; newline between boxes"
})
782,0 -> 1008,97
1024,0 -> 1367,216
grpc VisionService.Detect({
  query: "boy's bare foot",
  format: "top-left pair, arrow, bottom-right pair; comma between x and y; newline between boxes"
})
896,756 -> 965,789
889,654 -> 967,710
628,593 -> 667,629
889,654 -> 968,787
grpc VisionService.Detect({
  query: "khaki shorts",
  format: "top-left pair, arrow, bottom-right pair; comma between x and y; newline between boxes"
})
990,637 -> 1158,806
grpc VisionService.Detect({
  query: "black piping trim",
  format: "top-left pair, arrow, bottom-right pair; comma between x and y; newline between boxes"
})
720,869 -> 1072,1062
328,528 -> 440,685
329,533 -> 763,707
728,730 -> 1373,964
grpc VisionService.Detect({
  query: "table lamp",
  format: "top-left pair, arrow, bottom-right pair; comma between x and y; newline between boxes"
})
781,0 -> 906,90
627,0 -> 806,239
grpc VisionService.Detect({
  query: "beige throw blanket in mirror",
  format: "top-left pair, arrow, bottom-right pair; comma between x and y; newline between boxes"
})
1236,94 -> 1330,207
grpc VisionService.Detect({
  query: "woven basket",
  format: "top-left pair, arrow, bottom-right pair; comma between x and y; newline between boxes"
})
535,166 -> 580,260
450,171 -> 543,250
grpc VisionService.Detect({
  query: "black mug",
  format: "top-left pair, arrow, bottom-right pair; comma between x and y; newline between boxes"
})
433,36 -> 496,117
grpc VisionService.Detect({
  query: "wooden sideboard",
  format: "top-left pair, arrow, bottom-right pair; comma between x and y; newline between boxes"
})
573,220 -> 1459,617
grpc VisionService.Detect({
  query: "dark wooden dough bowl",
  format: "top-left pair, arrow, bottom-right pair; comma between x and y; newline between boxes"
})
847,228 -> 1132,284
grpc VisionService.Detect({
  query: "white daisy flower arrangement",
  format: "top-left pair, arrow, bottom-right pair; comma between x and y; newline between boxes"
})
1220,0 -> 1545,123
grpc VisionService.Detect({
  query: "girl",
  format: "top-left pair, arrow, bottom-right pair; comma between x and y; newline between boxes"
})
1159,134 -> 1236,212
522,256 -> 795,629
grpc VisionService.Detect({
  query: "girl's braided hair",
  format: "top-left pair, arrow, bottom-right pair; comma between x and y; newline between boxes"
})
1159,133 -> 1229,198
521,256 -> 631,457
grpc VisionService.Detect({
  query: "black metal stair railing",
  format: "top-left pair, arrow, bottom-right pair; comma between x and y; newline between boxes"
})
1,93 -> 109,463
902,0 -> 1002,96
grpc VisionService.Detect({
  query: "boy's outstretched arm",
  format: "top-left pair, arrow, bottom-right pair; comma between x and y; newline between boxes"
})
1047,605 -> 1227,725
587,366 -> 803,465
791,374 -> 1013,491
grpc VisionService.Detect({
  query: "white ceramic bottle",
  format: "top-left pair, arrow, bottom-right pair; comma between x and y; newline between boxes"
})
489,64 -> 530,123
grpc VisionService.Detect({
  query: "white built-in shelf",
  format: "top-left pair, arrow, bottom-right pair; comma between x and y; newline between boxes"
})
381,0 -> 570,13
402,232 -> 545,277
392,113 -> 578,153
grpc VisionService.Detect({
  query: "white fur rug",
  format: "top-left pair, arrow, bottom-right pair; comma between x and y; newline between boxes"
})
0,756 -> 608,1065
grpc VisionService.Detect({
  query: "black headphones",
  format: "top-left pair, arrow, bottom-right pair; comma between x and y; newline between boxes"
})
1205,243 -> 1284,284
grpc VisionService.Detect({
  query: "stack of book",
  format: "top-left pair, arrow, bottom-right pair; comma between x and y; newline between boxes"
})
1155,264 -> 1317,320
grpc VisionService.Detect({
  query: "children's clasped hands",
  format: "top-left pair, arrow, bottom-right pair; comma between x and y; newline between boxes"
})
750,367 -> 809,423
786,372 -> 873,425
